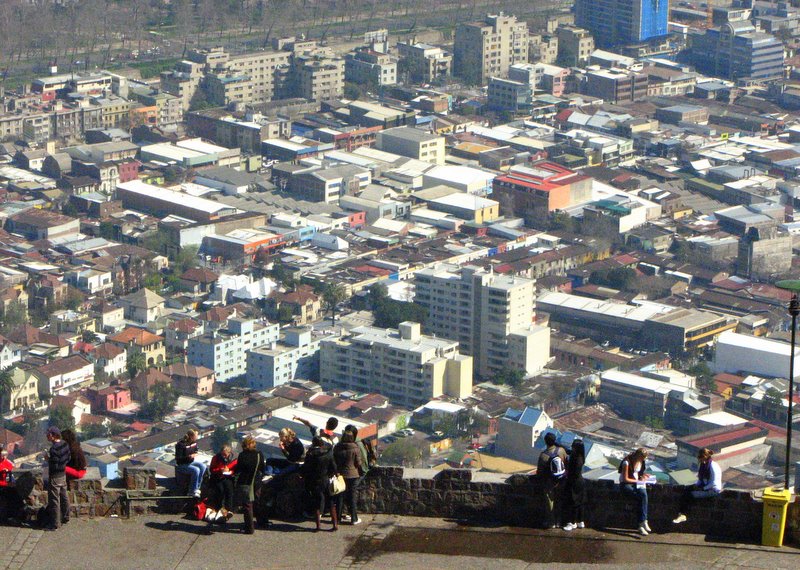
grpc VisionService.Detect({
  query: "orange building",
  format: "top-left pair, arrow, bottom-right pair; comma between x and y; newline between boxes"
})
492,162 -> 592,220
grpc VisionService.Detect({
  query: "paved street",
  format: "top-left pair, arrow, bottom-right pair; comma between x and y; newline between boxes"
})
0,514 -> 798,569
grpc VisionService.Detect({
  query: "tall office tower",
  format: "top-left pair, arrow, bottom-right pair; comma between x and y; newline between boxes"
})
575,0 -> 668,48
454,13 -> 529,85
415,265 -> 550,379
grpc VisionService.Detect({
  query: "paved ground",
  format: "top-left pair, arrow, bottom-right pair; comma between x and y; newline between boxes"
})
1,514 -> 799,569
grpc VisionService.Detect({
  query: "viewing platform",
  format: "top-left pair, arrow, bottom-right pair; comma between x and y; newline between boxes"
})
2,513 -> 799,569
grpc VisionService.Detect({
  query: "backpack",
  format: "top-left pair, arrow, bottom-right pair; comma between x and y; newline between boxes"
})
547,448 -> 566,479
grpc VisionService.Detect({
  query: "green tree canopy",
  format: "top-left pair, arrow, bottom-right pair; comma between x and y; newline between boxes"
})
322,283 -> 348,326
212,425 -> 235,453
491,368 -> 525,388
127,352 -> 147,381
142,383 -> 179,422
49,405 -> 76,432
0,367 -> 14,413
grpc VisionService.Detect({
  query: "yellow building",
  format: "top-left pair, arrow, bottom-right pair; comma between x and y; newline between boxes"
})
5,367 -> 39,413
108,327 -> 165,367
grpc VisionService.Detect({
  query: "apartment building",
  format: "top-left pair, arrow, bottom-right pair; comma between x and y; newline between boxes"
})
376,126 -> 445,165
320,322 -> 473,408
556,26 -> 596,67
160,60 -> 204,112
187,317 -> 279,382
688,22 -> 785,82
454,13 -> 529,84
414,265 -> 550,379
246,328 -> 323,390
293,52 -> 345,102
187,109 -> 290,154
584,68 -> 648,104
575,0 -> 668,48
345,48 -> 398,86
487,77 -> 532,112
396,41 -> 453,84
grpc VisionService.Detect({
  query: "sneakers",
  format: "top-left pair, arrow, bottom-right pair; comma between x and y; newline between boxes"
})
563,523 -> 576,531
577,522 -> 585,529
351,518 -> 362,525
643,520 -> 652,533
672,514 -> 687,524
193,489 -> 202,498
638,524 -> 649,536
341,514 -> 351,522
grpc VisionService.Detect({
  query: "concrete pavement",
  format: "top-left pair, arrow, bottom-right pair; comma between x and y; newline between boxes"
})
1,514 -> 799,569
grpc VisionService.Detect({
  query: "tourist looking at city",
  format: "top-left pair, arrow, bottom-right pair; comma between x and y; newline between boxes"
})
333,431 -> 363,526
233,435 -> 267,534
537,432 -> 567,529
619,447 -> 652,536
209,444 -> 237,513
672,447 -> 723,524
175,429 -> 206,499
265,427 -> 305,477
301,436 -> 338,532
61,429 -> 87,481
562,439 -> 587,531
294,415 -> 339,445
44,426 -> 71,531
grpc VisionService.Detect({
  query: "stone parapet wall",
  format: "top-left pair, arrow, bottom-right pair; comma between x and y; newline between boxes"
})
1,465 -> 796,545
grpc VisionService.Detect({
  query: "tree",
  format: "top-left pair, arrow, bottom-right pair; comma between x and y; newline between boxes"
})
644,415 -> 665,430
173,245 -> 199,274
81,422 -> 110,441
689,362 -> 716,393
212,425 -> 234,452
142,383 -> 178,422
81,330 -> 99,344
0,302 -> 27,334
99,221 -> 116,240
127,351 -> 146,381
378,437 -> 428,467
64,287 -> 84,311
368,282 -> 389,308
0,367 -> 14,413
492,367 -> 525,388
188,88 -> 215,112
322,283 -> 347,326
764,387 -> 784,409
49,405 -> 76,432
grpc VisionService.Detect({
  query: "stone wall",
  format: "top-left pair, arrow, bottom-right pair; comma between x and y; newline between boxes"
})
1,465 -> 798,545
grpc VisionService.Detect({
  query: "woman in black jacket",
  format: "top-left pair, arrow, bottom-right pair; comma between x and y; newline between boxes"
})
233,436 -> 267,534
562,439 -> 587,531
301,436 -> 338,531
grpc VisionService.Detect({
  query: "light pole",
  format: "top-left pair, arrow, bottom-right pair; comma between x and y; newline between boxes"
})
776,281 -> 800,490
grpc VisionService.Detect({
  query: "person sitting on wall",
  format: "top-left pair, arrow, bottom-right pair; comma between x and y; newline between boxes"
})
672,447 -> 722,525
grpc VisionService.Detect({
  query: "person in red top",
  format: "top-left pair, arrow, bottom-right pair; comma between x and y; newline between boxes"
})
0,448 -> 13,487
62,429 -> 87,481
209,444 -> 237,512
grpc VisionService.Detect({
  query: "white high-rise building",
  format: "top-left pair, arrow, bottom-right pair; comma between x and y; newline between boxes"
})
320,322 -> 473,408
414,265 -> 549,379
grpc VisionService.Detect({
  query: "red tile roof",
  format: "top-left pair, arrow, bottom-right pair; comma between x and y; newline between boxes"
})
109,327 -> 163,346
35,355 -> 92,378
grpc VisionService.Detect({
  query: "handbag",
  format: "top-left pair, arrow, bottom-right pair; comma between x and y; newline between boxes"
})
329,474 -> 346,496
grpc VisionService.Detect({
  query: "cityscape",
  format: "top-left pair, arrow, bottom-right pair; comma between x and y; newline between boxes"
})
0,0 -> 799,566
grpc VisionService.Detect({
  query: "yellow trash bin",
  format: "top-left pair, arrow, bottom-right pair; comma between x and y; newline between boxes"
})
761,487 -> 793,547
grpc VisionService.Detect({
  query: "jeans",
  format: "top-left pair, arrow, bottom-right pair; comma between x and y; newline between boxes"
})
47,472 -> 69,528
176,461 -> 206,495
621,483 -> 648,524
336,477 -> 360,523
678,487 -> 719,515
542,481 -> 563,528
214,477 -> 235,511
264,458 -> 300,477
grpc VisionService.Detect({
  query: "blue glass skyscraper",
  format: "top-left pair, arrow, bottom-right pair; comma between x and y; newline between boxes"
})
575,0 -> 669,48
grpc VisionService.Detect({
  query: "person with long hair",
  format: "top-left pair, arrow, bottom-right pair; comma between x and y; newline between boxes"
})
175,429 -> 206,498
61,429 -> 87,482
619,447 -> 651,535
562,439 -> 587,531
265,427 -> 304,477
233,436 -> 266,534
333,431 -> 362,526
301,436 -> 338,532
672,448 -> 722,524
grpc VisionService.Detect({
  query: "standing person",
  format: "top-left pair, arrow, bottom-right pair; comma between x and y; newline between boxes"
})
44,427 -> 70,531
301,436 -> 338,532
619,448 -> 651,535
333,431 -> 362,526
537,432 -> 567,529
672,448 -> 723,524
294,415 -> 338,445
0,447 -> 16,523
61,429 -> 87,482
265,428 -> 304,477
209,444 -> 237,513
233,436 -> 266,534
175,429 -> 207,498
562,439 -> 587,531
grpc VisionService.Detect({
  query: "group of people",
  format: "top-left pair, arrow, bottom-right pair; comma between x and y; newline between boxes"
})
538,434 -> 723,535
182,416 -> 376,534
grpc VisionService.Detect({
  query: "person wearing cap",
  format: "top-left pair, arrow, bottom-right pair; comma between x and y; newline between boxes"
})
43,426 -> 71,530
